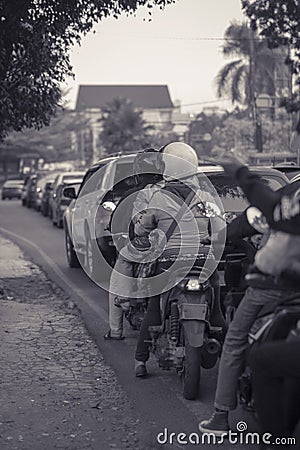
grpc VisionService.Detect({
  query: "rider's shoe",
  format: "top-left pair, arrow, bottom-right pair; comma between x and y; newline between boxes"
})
135,360 -> 147,377
104,330 -> 125,341
199,411 -> 229,436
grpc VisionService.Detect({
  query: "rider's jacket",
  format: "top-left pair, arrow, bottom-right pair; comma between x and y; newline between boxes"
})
236,166 -> 300,235
109,181 -> 164,250
134,177 -> 221,259
232,167 -> 300,280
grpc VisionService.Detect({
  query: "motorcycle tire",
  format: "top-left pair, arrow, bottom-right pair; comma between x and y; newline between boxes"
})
182,336 -> 201,400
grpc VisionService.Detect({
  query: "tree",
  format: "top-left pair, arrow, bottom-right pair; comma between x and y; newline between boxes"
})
99,97 -> 154,155
188,111 -> 227,157
0,0 -> 174,141
211,108 -> 292,157
0,109 -> 90,162
216,21 -> 278,108
242,0 -> 300,111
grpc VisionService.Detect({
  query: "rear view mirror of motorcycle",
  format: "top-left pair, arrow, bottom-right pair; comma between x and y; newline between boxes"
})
246,206 -> 269,234
197,201 -> 221,218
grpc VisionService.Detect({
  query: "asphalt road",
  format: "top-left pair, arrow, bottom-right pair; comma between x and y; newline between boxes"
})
0,199 -> 260,450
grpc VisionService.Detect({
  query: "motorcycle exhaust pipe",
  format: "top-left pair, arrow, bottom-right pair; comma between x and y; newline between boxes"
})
205,338 -> 221,355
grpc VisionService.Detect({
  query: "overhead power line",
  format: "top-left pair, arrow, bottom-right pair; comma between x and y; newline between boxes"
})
93,31 -> 291,42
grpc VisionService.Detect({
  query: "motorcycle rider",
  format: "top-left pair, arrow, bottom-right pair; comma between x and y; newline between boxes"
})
199,153 -> 300,436
133,142 -> 227,377
104,149 -> 164,340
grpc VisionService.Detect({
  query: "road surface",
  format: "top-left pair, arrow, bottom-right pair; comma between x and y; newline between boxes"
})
0,199 -> 261,450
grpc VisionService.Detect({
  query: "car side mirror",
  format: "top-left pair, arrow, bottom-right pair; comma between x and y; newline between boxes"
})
63,187 -> 76,199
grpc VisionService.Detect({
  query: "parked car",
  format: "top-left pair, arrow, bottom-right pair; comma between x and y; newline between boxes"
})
23,174 -> 37,207
63,155 -> 134,270
52,179 -> 83,228
1,179 -> 24,200
49,171 -> 85,220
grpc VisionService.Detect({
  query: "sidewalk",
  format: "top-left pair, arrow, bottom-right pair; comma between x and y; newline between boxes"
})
0,235 -> 154,450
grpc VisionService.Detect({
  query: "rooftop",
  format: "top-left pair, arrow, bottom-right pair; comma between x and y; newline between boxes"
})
75,85 -> 174,111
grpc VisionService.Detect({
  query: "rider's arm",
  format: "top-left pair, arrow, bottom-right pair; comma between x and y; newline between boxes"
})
235,166 -> 281,222
225,209 -> 258,241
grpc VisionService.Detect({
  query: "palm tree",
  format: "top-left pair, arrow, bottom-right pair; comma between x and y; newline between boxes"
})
216,21 -> 278,109
99,97 -> 154,155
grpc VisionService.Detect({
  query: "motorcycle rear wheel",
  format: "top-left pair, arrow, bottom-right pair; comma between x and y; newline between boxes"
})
182,335 -> 201,400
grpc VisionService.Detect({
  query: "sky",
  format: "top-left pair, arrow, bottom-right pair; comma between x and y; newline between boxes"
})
64,0 -> 245,113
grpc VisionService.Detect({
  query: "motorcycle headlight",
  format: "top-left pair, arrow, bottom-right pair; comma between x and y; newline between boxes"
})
186,279 -> 201,291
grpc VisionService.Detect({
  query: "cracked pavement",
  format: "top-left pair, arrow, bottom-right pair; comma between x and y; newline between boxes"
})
0,236 -> 157,450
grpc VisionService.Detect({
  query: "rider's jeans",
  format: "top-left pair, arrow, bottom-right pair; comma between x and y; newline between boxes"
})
109,254 -> 134,337
215,286 -> 296,411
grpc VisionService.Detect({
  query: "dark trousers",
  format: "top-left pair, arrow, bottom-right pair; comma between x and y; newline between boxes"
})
135,264 -> 226,362
249,340 -> 300,447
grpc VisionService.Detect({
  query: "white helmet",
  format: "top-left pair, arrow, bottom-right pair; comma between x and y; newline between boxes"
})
160,142 -> 198,180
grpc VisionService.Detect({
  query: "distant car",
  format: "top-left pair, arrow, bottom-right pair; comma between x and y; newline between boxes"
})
49,171 -> 85,221
33,173 -> 58,212
1,179 -> 24,200
52,179 -> 83,228
273,163 -> 300,180
41,180 -> 54,217
21,176 -> 30,206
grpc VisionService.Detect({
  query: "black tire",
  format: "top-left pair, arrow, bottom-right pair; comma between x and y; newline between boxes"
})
22,198 -> 26,206
182,333 -> 201,400
65,228 -> 80,268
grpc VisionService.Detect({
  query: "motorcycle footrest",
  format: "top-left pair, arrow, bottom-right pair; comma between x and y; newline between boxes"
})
209,326 -> 223,334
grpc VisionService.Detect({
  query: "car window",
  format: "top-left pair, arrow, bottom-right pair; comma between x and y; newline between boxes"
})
78,164 -> 107,196
110,161 -> 136,194
79,169 -> 101,196
202,173 -> 285,212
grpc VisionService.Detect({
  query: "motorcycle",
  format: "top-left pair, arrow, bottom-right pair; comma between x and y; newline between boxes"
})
223,206 -> 300,413
146,260 -> 224,400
